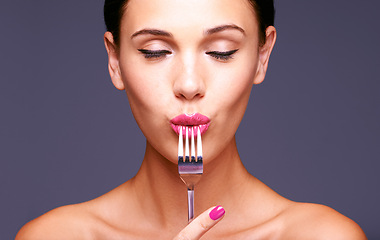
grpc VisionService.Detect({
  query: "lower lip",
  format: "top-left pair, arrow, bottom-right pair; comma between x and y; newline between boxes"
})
170,123 -> 209,137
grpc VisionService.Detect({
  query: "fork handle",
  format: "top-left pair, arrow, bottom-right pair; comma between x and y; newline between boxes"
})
187,189 -> 194,222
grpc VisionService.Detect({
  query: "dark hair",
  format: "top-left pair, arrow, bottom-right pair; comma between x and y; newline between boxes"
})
104,0 -> 275,46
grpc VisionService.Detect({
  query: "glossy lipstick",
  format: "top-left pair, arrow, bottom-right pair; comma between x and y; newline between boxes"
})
170,113 -> 210,137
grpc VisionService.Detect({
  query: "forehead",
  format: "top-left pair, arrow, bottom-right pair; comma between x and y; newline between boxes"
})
121,0 -> 258,36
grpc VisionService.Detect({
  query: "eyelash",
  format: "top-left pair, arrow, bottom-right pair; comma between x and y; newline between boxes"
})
206,49 -> 239,61
137,49 -> 239,60
138,49 -> 172,59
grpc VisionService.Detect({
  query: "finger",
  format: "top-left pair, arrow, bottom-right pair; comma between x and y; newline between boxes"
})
173,205 -> 225,240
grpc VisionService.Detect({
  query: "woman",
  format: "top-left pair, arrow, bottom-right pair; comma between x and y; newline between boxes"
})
16,0 -> 366,239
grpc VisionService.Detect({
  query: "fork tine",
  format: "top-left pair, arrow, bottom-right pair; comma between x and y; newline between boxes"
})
185,126 -> 189,162
178,127 -> 183,162
197,127 -> 202,162
191,127 -> 195,162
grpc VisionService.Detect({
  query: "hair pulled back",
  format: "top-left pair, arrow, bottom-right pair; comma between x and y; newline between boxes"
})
104,0 -> 275,46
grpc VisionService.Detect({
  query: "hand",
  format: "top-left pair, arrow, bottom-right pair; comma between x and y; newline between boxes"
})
173,205 -> 225,240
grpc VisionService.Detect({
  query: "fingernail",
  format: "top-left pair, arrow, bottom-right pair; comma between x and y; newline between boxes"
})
209,205 -> 225,220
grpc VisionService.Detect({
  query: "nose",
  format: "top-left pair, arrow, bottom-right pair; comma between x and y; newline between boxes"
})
173,53 -> 205,100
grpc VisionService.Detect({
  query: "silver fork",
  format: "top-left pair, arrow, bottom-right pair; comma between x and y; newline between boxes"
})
178,126 -> 203,222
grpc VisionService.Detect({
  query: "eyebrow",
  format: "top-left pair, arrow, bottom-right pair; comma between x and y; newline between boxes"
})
130,24 -> 245,39
205,24 -> 245,36
131,29 -> 173,39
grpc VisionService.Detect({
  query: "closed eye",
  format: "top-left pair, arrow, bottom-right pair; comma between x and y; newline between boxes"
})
206,49 -> 239,61
138,49 -> 172,59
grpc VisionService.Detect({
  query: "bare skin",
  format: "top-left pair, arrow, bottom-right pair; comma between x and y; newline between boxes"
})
16,140 -> 366,240
16,0 -> 366,239
16,145 -> 366,239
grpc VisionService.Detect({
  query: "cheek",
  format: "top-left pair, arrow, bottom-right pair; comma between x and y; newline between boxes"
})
211,61 -> 257,113
120,62 -> 177,158
121,61 -> 170,117
207,56 -> 258,144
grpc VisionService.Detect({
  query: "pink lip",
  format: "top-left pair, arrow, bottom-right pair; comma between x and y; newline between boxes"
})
170,113 -> 210,137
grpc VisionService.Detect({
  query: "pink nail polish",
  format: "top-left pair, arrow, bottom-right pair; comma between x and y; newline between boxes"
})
209,205 -> 225,220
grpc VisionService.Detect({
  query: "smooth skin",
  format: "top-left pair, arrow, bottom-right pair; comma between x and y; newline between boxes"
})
16,0 -> 366,239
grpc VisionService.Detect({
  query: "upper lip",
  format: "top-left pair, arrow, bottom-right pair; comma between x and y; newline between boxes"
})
170,113 -> 210,126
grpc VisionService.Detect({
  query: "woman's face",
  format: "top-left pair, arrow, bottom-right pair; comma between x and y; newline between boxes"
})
105,0 -> 275,164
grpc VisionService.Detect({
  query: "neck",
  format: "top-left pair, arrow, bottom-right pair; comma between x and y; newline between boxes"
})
131,136 -> 252,229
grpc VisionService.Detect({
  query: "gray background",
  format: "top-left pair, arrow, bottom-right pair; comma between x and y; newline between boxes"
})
1,0 -> 379,239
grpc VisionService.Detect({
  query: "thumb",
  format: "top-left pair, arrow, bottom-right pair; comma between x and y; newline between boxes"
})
173,205 -> 225,240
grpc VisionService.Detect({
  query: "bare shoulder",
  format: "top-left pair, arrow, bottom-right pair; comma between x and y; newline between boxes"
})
15,183 -> 131,240
16,203 -> 100,240
280,202 -> 367,239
